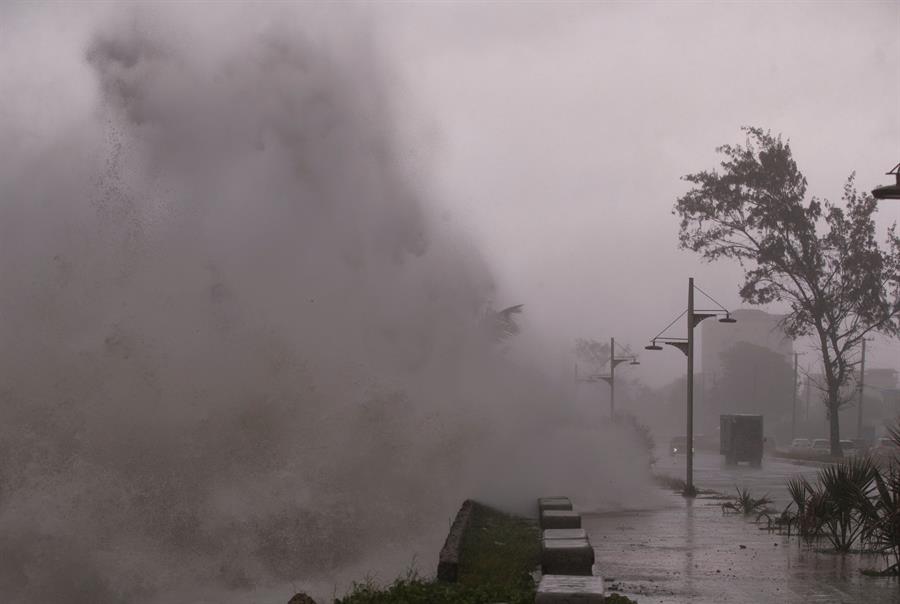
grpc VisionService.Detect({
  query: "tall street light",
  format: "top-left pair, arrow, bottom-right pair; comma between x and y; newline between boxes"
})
872,163 -> 900,200
644,277 -> 736,497
577,337 -> 640,416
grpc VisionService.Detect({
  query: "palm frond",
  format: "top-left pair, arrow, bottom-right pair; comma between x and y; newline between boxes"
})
481,303 -> 524,343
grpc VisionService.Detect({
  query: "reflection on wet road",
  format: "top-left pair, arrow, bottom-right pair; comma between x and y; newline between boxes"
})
585,453 -> 900,603
654,450 -> 822,507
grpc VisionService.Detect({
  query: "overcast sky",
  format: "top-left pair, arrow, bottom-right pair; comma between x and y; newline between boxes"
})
2,2 -> 898,385
377,1 -> 900,384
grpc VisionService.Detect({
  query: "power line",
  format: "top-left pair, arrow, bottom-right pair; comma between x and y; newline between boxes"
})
693,282 -> 731,313
650,309 -> 688,341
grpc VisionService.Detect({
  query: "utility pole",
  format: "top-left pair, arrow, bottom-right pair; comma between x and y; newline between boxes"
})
792,352 -> 798,441
805,369 -> 811,422
857,338 -> 867,439
686,277 -> 695,496
609,336 -> 616,417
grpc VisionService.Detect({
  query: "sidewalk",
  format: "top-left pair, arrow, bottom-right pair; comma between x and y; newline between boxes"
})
584,492 -> 899,604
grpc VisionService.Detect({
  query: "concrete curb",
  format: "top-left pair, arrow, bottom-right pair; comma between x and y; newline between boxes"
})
436,499 -> 475,583
541,510 -> 582,530
539,496 -> 574,513
541,537 -> 595,576
536,496 -> 605,601
772,453 -> 835,468
536,574 -> 606,603
543,528 -> 587,540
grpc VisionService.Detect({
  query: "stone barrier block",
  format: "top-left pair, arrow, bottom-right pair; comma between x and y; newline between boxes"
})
437,499 -> 475,582
541,510 -> 581,530
538,496 -> 573,513
543,528 -> 587,541
541,538 -> 594,576
535,574 -> 605,603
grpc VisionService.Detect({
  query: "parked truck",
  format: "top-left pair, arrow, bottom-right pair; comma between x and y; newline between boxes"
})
720,414 -> 763,467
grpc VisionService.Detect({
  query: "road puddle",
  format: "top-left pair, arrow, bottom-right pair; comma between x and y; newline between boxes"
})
586,492 -> 899,603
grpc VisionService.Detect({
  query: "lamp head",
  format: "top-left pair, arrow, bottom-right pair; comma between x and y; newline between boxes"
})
630,358 -> 641,365
873,163 -> 900,200
719,313 -> 737,323
645,340 -> 663,351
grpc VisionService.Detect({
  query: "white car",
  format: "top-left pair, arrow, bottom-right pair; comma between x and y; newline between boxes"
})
791,438 -> 812,449
812,439 -> 830,453
840,439 -> 860,457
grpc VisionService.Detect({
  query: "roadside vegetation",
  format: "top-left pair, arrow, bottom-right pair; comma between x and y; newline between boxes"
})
337,502 -> 539,604
721,486 -> 772,516
337,501 -> 637,603
745,423 -> 900,576
675,128 -> 900,457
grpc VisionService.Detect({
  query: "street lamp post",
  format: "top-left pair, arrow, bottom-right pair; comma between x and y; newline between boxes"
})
872,163 -> 900,200
576,337 -> 639,417
603,337 -> 641,416
645,277 -> 736,497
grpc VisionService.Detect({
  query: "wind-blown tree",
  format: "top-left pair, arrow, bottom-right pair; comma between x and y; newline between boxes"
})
675,127 -> 900,456
574,337 -> 610,371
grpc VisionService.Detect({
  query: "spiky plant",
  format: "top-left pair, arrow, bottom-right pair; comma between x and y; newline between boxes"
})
857,464 -> 900,574
757,505 -> 795,536
787,477 -> 821,545
722,486 -> 772,516
816,457 -> 877,552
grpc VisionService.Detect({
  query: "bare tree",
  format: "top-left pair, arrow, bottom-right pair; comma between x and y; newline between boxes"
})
674,127 -> 900,456
574,338 -> 610,370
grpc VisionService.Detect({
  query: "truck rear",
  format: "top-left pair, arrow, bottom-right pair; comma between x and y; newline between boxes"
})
720,414 -> 763,467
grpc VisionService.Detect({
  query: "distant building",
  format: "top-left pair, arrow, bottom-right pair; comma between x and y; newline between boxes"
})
696,308 -> 793,435
701,308 -> 793,384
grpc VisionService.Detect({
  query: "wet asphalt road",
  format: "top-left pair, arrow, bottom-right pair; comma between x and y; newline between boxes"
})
653,449 -> 823,507
584,452 -> 900,604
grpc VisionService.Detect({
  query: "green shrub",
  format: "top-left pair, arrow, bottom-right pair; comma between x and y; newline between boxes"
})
859,462 -> 900,575
338,502 -> 540,603
335,576 -> 534,604
721,486 -> 772,516
603,594 -> 639,604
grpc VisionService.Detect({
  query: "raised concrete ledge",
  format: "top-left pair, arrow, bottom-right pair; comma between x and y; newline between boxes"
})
543,528 -> 587,540
538,496 -> 573,513
535,574 -> 606,603
437,499 -> 475,582
541,509 -> 581,530
541,538 -> 595,576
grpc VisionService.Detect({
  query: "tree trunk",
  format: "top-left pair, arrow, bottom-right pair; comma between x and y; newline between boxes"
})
819,329 -> 843,458
828,394 -> 842,457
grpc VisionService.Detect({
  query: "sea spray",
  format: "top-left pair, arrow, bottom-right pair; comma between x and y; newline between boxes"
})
0,5 -> 658,603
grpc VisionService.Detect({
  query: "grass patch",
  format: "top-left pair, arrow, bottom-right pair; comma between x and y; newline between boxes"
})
456,502 -> 540,592
337,501 -> 635,603
653,474 -> 717,498
334,574 -> 532,604
336,502 -> 539,604
604,594 -> 639,604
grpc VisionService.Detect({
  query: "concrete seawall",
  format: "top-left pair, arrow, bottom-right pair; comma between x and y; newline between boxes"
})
436,499 -> 476,582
